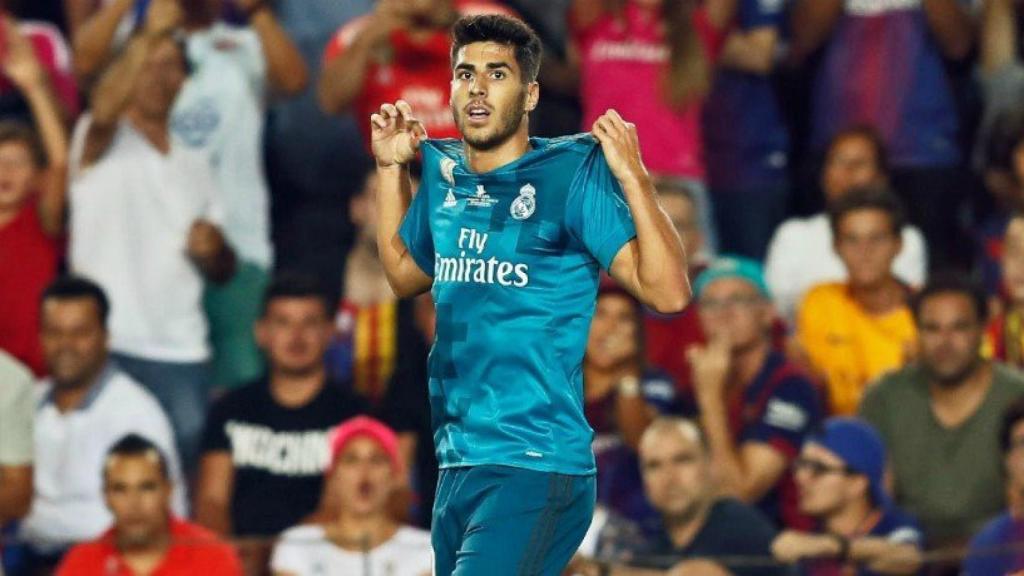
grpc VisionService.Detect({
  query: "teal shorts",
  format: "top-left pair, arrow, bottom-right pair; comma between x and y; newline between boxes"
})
432,465 -> 595,576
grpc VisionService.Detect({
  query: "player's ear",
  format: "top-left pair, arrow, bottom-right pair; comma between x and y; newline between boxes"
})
525,82 -> 539,113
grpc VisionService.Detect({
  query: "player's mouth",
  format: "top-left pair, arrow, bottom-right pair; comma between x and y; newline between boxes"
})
465,102 -> 491,126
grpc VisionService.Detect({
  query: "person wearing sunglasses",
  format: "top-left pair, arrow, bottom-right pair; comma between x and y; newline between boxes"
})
771,418 -> 923,576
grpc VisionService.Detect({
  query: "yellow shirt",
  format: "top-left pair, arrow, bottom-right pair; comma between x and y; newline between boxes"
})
797,282 -> 916,415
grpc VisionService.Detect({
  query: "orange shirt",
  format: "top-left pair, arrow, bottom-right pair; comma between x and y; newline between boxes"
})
56,519 -> 242,576
797,282 -> 916,415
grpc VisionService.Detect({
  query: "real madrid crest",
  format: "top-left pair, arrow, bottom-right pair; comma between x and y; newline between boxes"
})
511,183 -> 536,220
440,157 -> 456,185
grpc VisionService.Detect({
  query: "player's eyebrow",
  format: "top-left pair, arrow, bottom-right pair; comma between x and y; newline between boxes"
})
454,62 -> 513,73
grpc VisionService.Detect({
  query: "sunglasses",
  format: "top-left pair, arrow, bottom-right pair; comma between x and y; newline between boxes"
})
793,457 -> 853,478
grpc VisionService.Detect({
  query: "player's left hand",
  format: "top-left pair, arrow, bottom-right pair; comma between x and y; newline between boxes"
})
591,109 -> 648,186
771,531 -> 841,563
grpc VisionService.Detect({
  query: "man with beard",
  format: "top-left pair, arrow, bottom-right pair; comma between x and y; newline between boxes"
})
860,275 -> 1024,549
371,14 -> 690,575
195,273 -> 367,570
571,418 -> 785,576
57,434 -> 241,576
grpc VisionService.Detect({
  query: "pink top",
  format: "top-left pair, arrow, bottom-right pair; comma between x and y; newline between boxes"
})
573,2 -> 725,181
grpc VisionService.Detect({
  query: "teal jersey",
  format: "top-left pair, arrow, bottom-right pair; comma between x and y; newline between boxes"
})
399,134 -> 637,475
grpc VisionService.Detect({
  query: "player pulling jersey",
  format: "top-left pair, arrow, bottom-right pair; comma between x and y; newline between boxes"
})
400,134 -> 637,476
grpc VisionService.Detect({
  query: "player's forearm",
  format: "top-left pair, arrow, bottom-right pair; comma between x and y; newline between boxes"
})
923,0 -> 975,61
250,8 -> 309,95
620,175 -> 690,313
90,32 -> 157,127
72,0 -> 133,81
376,164 -> 430,297
854,539 -> 923,575
719,29 -> 777,75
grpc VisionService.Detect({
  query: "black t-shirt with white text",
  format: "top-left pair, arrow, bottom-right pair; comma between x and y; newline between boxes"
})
200,378 -> 367,536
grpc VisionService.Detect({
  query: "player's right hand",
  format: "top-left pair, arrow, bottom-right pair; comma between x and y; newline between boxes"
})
371,100 -> 427,168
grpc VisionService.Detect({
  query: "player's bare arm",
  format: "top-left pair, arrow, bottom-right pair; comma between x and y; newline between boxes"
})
372,99 -> 433,298
593,109 -> 691,314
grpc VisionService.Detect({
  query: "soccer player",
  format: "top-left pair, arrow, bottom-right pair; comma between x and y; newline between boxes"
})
370,13 -> 690,576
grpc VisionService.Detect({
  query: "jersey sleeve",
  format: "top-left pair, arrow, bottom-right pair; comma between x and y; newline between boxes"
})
398,179 -> 436,277
565,144 -> 637,271
740,375 -> 822,460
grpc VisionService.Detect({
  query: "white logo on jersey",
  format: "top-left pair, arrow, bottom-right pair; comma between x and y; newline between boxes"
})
441,157 -> 456,185
443,189 -> 458,208
468,184 -> 498,208
510,183 -> 536,220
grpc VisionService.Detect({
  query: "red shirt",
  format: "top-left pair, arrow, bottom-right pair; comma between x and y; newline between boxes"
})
0,202 -> 59,376
323,2 -> 515,145
56,519 -> 242,576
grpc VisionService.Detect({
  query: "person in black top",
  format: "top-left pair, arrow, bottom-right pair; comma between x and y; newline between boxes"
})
572,417 -> 788,576
194,273 -> 366,570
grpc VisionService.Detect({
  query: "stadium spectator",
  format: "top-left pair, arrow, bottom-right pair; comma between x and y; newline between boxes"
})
572,417 -> 784,576
585,281 -> 679,524
772,418 -> 923,576
319,0 -> 512,144
19,277 -> 185,569
644,179 -> 708,395
0,17 -> 68,377
569,0 -> 739,255
703,0 -> 789,260
764,127 -> 927,324
988,213 -> 1024,368
796,186 -> 917,416
0,12 -> 77,122
68,19 -> 235,473
72,0 -> 310,392
326,170 -> 425,405
964,397 -> 1024,575
56,434 -> 242,576
789,0 -> 974,270
0,351 -> 33,534
687,256 -> 823,528
979,0 -> 1024,173
195,274 -> 367,568
271,416 -> 432,576
860,275 -> 1024,548
977,108 -> 1024,298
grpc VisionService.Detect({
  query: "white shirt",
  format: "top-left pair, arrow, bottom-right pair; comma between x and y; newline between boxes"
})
19,364 -> 187,551
171,23 -> 273,269
271,525 -> 433,576
764,214 -> 927,322
68,115 -> 225,362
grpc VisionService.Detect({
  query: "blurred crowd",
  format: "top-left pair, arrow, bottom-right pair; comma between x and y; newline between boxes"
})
4,0 -> 1024,574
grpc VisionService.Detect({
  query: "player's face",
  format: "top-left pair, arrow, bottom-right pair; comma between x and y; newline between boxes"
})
41,298 -> 109,390
1003,218 -> 1024,303
916,292 -> 985,387
256,297 -> 333,377
794,443 -> 859,517
696,278 -> 771,352
450,42 -> 538,151
132,37 -> 187,120
1005,421 -> 1024,491
104,455 -> 172,549
822,135 -> 885,203
657,192 -> 703,261
329,436 -> 396,517
586,293 -> 640,370
640,428 -> 710,520
833,209 -> 901,290
0,141 -> 38,213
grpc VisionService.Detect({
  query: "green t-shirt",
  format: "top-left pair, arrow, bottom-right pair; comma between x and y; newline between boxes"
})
859,363 -> 1024,546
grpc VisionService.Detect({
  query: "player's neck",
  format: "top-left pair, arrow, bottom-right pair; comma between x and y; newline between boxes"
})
328,513 -> 398,551
824,497 -> 875,537
269,367 -> 327,408
463,125 -> 531,174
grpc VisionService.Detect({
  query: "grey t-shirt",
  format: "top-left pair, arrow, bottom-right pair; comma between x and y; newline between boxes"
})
0,350 -> 34,467
976,62 -> 1024,170
859,363 -> 1024,546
